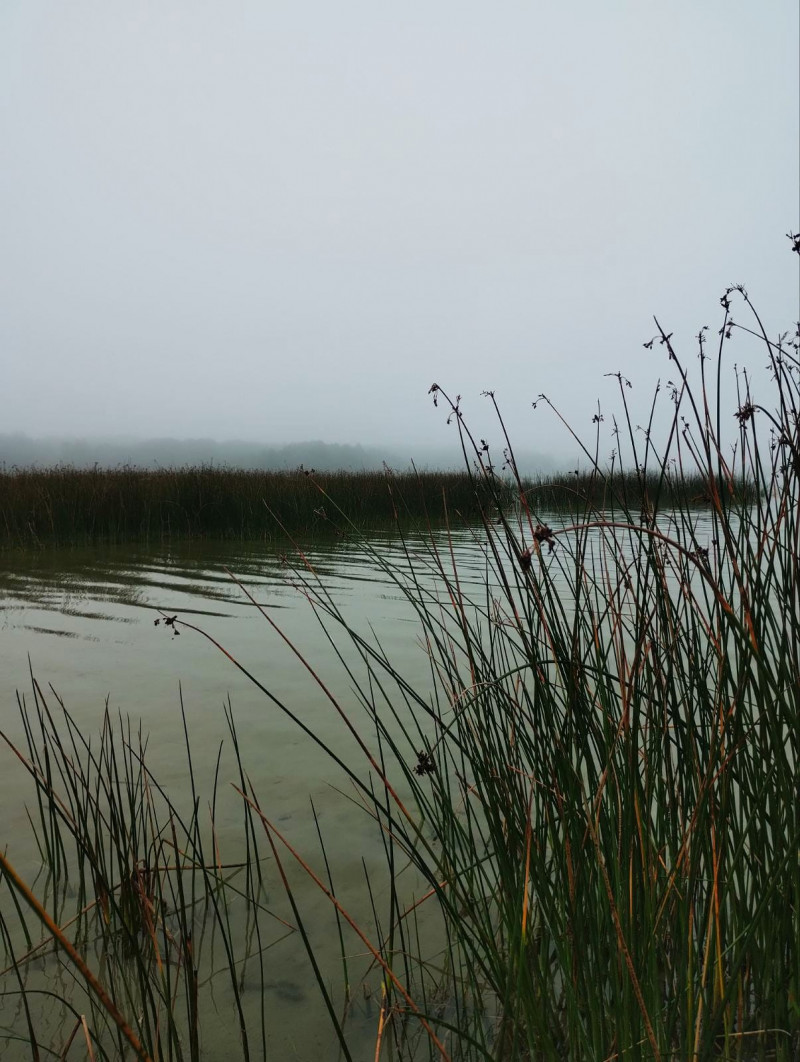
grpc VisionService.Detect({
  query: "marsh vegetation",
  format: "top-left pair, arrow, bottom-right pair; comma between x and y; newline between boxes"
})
1,275 -> 799,1060
0,464 -> 755,552
0,467 -> 506,549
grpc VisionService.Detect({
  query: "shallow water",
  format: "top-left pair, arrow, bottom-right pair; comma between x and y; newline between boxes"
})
0,527 -> 494,1059
0,510 -> 722,1058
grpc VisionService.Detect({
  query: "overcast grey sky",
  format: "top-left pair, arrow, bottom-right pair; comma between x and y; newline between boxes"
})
1,1 -> 797,461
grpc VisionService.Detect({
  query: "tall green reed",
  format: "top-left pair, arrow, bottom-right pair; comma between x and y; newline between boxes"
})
0,467 -> 508,549
1,264 -> 798,1060
0,680 -> 292,1061
209,279 -> 800,1059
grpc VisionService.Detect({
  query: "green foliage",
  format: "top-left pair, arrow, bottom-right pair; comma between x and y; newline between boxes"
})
0,689 -> 285,1061
1,276 -> 798,1059
521,467 -> 761,511
238,284 -> 799,1059
0,467 -> 506,549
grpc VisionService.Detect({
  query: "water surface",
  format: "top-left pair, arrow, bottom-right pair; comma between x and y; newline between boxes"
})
0,528 -> 491,1058
0,511 -> 719,1057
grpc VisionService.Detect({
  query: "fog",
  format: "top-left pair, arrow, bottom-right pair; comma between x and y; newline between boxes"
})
1,2 -> 797,467
0,432 -> 558,474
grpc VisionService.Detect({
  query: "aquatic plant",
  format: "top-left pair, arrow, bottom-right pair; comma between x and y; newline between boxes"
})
220,275 -> 799,1059
0,462 -> 747,552
0,685 -> 291,1061
0,467 -> 511,550
1,256 -> 798,1059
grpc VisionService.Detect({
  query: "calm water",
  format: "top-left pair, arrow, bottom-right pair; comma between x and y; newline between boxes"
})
0,528 -> 493,1059
0,513 -> 720,1058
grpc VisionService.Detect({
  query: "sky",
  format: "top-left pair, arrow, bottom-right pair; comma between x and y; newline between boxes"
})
1,1 -> 798,465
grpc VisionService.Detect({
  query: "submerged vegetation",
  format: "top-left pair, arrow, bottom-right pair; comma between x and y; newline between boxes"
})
1,269 -> 800,1059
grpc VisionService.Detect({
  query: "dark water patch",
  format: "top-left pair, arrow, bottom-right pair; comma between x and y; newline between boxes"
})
21,625 -> 97,641
61,607 -> 138,623
144,605 -> 235,618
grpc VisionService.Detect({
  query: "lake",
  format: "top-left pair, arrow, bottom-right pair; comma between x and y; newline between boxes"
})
0,508 -> 726,1059
0,527 -> 495,1060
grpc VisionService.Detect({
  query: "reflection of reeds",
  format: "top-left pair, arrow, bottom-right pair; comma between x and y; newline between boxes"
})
0,467 -> 509,549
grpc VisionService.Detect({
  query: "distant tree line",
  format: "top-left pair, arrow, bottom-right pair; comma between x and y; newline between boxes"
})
0,433 -> 559,475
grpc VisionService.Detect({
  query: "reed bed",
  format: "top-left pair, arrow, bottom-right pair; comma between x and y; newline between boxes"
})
520,467 -> 759,512
0,684 -> 296,1061
214,280 -> 798,1059
0,467 -> 506,550
1,272 -> 798,1059
0,463 -> 744,553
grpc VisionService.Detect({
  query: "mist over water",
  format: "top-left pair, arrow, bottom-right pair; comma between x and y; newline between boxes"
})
0,1 -> 797,1055
0,432 -> 561,474
1,3 -> 796,452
